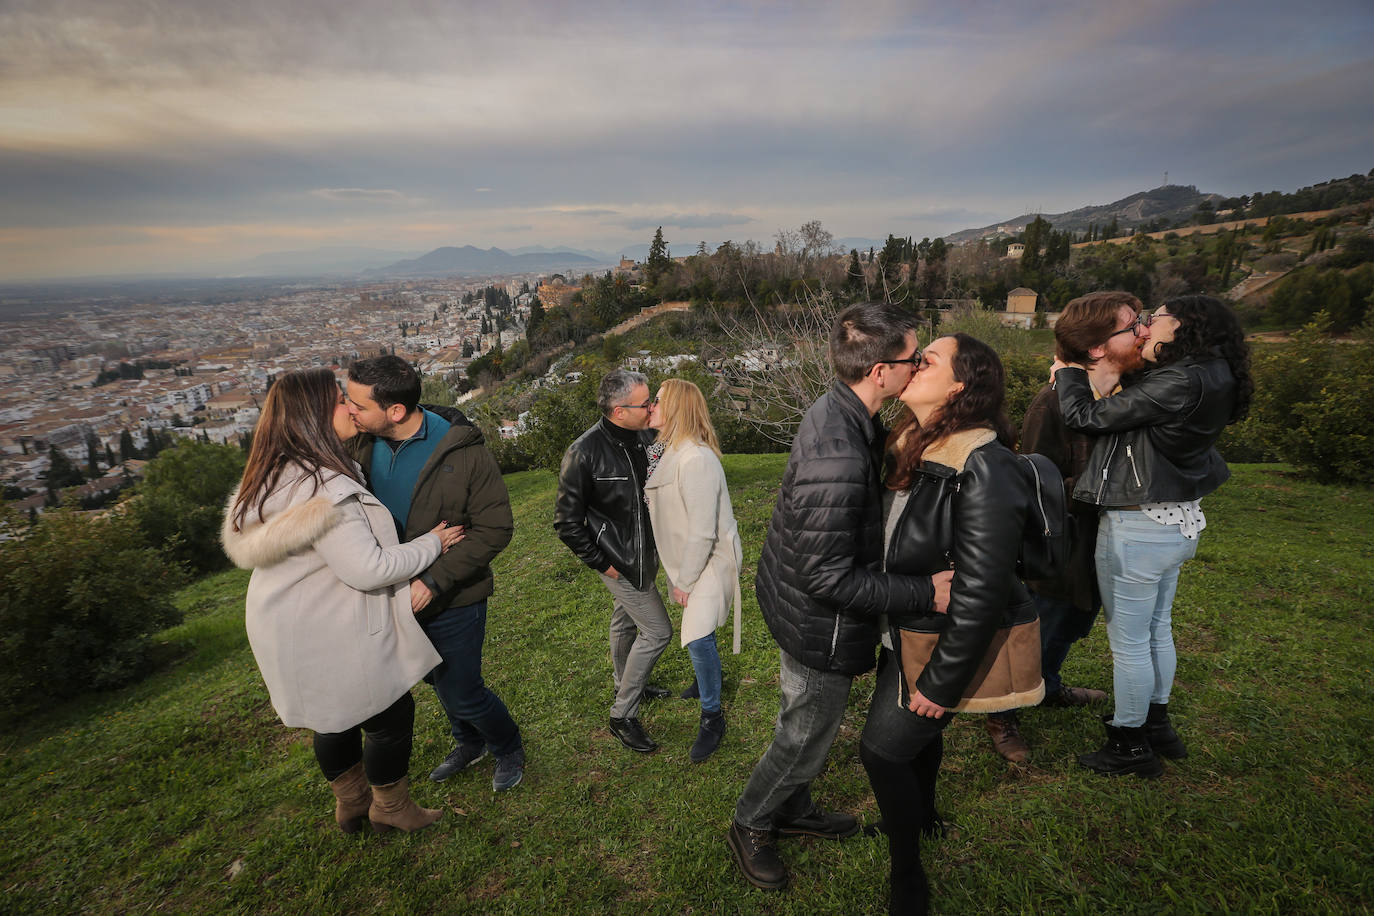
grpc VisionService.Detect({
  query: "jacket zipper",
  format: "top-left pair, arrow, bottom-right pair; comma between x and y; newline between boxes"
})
1096,438 -> 1119,503
1125,444 -> 1143,489
619,440 -> 645,590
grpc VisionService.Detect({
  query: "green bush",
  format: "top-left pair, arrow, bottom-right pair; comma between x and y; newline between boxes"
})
129,440 -> 245,576
0,510 -> 184,717
1221,313 -> 1374,484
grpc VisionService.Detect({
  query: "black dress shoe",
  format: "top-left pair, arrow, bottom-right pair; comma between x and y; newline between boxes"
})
775,808 -> 859,840
727,820 -> 788,890
641,684 -> 671,701
609,716 -> 659,753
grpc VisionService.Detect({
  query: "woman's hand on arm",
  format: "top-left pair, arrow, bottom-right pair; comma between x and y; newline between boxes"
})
428,521 -> 466,553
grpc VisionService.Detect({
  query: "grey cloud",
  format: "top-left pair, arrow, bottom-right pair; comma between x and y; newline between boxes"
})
543,208 -> 620,218
622,213 -> 757,231
309,188 -> 411,204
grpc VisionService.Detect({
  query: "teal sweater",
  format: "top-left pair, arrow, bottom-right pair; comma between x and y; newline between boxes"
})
369,408 -> 452,535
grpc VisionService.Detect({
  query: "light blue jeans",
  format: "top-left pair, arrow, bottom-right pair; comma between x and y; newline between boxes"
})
1096,510 -> 1199,728
686,633 -> 722,714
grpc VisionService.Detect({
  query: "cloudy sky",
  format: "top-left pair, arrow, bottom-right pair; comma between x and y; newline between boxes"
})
2,0 -> 1371,281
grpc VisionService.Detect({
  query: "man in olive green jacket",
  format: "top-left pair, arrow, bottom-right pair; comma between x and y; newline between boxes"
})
346,355 -> 525,792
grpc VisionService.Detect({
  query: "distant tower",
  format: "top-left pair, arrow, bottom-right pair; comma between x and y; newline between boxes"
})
1164,171 -> 1169,187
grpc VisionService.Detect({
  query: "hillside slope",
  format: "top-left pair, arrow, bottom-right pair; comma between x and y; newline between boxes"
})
1,460 -> 1370,913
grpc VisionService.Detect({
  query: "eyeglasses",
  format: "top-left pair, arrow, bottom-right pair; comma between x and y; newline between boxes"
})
1143,309 -> 1172,326
1106,316 -> 1148,340
617,399 -> 653,411
880,352 -> 923,369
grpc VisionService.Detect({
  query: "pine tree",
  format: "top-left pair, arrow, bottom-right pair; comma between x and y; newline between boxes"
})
647,227 -> 671,286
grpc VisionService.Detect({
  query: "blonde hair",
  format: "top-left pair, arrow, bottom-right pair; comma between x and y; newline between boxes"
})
654,379 -> 721,455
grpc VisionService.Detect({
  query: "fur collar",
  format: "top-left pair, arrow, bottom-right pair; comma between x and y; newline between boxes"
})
220,468 -> 366,569
921,427 -> 996,472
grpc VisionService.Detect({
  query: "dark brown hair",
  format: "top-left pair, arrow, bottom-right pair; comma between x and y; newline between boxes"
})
886,334 -> 1014,490
829,301 -> 921,383
230,369 -> 360,530
1152,294 -> 1253,422
1054,291 -> 1143,365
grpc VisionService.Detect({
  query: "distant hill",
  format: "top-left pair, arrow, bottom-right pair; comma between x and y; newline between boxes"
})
945,185 -> 1224,243
370,246 -> 605,278
220,246 -> 424,277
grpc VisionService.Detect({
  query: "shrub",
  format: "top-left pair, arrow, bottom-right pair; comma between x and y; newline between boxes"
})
0,510 -> 184,717
1221,313 -> 1374,484
129,440 -> 245,576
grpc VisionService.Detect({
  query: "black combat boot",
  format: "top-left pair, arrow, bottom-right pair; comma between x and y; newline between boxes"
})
1145,702 -> 1188,759
1077,721 -> 1163,778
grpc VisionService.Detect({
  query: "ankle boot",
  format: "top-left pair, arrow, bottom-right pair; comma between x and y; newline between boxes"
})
690,709 -> 726,763
1078,722 -> 1163,778
1146,702 -> 1188,759
328,761 -> 372,834
984,713 -> 1031,763
369,776 -> 443,833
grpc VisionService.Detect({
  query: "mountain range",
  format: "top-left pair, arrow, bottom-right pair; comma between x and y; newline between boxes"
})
364,246 -> 605,278
218,184 -> 1226,281
944,185 -> 1224,244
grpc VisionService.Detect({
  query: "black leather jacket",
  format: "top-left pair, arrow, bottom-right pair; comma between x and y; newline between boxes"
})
1055,357 -> 1236,507
755,381 -> 934,677
885,432 -> 1035,709
554,417 -> 658,590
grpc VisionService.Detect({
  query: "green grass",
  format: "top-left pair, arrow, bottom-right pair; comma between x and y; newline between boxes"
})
2,459 -> 1371,914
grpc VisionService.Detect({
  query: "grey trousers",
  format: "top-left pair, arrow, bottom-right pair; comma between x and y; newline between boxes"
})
599,571 -> 672,719
734,648 -> 854,831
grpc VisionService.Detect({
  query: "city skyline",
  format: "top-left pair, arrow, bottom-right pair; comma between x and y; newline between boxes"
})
2,0 -> 1372,281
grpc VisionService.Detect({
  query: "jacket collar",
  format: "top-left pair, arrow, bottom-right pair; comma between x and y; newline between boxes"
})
830,380 -> 877,444
922,428 -> 996,471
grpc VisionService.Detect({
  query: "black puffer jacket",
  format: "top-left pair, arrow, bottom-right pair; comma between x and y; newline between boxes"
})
1055,358 -> 1236,507
885,429 -> 1036,709
755,382 -> 934,677
554,417 -> 658,590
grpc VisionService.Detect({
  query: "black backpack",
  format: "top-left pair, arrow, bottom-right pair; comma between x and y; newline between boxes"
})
1015,453 -> 1072,582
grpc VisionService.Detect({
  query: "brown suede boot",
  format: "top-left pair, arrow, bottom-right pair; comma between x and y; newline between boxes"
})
328,761 -> 372,834
985,713 -> 1031,763
368,777 -> 443,833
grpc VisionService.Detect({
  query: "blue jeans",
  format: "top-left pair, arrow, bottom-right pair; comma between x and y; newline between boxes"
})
1096,511 -> 1199,728
1033,591 -> 1100,698
734,648 -> 853,831
686,633 -> 722,714
420,600 -> 522,758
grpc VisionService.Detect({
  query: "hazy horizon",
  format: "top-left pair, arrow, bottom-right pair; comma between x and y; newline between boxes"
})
3,0 -> 1372,282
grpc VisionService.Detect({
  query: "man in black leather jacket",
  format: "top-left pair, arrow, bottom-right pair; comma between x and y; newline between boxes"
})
554,368 -> 670,755
727,301 -> 951,891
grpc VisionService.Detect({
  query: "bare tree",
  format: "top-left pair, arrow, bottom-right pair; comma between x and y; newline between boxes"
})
709,288 -> 843,445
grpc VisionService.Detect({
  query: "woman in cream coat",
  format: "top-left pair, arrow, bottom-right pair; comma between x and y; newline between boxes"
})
221,369 -> 463,834
644,379 -> 742,762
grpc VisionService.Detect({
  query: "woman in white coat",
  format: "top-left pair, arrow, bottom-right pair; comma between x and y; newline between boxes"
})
221,369 -> 464,834
644,379 -> 742,762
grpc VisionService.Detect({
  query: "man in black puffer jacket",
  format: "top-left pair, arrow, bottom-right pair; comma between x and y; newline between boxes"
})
727,302 -> 951,891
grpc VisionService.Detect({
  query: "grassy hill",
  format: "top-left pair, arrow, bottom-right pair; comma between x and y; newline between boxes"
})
2,458 -> 1371,914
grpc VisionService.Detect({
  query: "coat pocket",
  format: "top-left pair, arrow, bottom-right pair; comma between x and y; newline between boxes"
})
367,591 -> 388,636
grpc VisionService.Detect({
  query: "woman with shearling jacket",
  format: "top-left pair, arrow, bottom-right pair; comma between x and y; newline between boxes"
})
861,334 -> 1043,916
643,379 -> 743,763
221,369 -> 464,834
1053,294 -> 1252,778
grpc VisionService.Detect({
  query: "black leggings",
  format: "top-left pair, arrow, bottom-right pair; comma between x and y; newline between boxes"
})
861,738 -> 945,916
860,651 -> 951,916
312,692 -> 415,786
